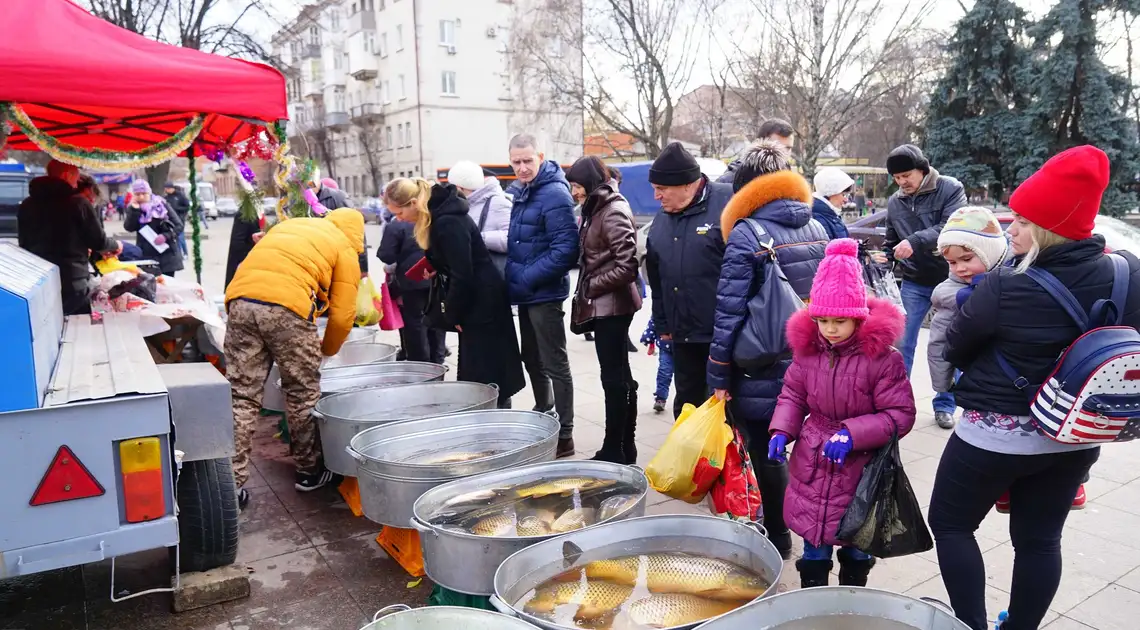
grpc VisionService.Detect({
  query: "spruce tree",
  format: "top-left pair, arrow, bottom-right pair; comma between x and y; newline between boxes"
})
1026,0 -> 1140,215
925,0 -> 1033,198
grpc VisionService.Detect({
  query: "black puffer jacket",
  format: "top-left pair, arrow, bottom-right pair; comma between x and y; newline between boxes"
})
946,237 -> 1140,415
378,218 -> 430,292
884,164 -> 966,286
645,177 -> 734,343
18,177 -> 118,293
125,201 -> 184,275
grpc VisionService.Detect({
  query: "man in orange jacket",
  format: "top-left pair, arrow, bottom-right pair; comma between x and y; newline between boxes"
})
224,208 -> 365,509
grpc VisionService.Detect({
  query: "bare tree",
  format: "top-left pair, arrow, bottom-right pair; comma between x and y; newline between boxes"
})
510,0 -> 710,158
672,66 -> 752,157
356,124 -> 385,197
722,0 -> 934,178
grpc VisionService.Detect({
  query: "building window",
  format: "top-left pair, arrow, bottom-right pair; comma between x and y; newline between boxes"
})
439,20 -> 455,47
331,9 -> 341,29
380,33 -> 388,57
334,51 -> 343,70
441,71 -> 457,96
382,80 -> 391,103
396,25 -> 404,50
405,122 -> 413,148
309,25 -> 320,46
380,80 -> 389,104
399,74 -> 406,100
386,126 -> 393,149
378,0 -> 386,8
365,32 -> 375,53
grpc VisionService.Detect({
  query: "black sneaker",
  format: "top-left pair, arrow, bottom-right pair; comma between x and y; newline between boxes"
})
653,399 -> 666,413
295,469 -> 341,492
237,488 -> 250,512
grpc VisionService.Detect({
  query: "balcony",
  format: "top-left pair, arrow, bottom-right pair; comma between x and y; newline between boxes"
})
302,43 -> 321,59
351,103 -> 383,124
349,9 -> 376,35
325,110 -> 350,130
347,31 -> 379,81
303,74 -> 325,98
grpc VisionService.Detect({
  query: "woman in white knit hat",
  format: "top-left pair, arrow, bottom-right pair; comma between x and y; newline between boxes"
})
449,160 -> 511,275
811,167 -> 855,240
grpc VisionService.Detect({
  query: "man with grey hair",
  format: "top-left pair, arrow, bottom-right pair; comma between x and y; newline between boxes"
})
505,133 -> 580,457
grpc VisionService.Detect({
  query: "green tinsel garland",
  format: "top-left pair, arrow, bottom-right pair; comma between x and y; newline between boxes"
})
187,147 -> 204,284
0,102 -> 204,171
237,185 -> 263,224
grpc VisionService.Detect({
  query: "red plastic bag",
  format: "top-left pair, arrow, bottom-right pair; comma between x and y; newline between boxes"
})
379,280 -> 404,331
708,427 -> 762,521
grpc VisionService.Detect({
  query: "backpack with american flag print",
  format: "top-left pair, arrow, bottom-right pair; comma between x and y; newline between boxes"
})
994,254 -> 1140,444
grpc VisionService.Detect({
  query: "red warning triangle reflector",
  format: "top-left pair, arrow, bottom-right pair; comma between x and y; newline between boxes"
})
29,445 -> 106,506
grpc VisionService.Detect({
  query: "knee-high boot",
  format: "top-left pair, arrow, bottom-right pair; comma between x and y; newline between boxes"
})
591,382 -> 629,463
757,461 -> 793,559
623,380 -> 639,464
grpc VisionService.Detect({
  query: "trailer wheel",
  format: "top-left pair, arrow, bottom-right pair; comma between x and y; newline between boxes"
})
177,458 -> 239,573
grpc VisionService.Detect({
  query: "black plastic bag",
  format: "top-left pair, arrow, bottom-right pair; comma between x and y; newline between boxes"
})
835,431 -> 933,558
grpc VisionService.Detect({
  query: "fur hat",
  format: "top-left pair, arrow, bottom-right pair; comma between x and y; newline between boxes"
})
808,238 -> 869,319
649,142 -> 702,186
732,140 -> 791,192
130,179 -> 152,194
1009,145 -> 1109,241
448,160 -> 486,191
813,167 -> 855,198
937,206 -> 1010,270
886,144 -> 930,175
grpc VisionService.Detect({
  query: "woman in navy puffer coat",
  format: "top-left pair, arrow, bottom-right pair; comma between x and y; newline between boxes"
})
707,141 -> 828,558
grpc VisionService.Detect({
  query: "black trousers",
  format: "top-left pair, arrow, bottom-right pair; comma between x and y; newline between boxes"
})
399,289 -> 446,364
593,315 -> 635,446
671,342 -> 711,419
929,434 -> 1100,630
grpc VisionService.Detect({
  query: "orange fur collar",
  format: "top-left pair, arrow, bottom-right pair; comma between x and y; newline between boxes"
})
719,170 -> 813,236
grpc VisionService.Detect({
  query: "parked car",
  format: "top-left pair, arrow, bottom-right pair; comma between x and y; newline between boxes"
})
216,197 -> 239,217
0,164 -> 33,240
360,197 -> 388,224
174,181 -> 218,218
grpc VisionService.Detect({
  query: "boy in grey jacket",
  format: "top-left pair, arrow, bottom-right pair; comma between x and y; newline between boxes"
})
928,206 -> 1011,426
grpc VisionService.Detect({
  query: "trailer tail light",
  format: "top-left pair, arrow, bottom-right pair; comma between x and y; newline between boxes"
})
119,438 -> 165,523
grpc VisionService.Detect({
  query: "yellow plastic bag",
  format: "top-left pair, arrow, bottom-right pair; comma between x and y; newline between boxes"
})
355,277 -> 383,326
645,396 -> 734,504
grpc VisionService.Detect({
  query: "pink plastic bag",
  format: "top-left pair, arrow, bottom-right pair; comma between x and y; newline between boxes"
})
379,280 -> 404,331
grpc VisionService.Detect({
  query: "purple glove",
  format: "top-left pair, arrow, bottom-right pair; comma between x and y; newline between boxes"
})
955,273 -> 987,308
823,429 -> 853,466
154,234 -> 166,246
767,432 -> 789,463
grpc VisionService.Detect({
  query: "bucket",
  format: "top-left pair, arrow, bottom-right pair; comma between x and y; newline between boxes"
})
360,604 -> 540,630
692,587 -> 969,629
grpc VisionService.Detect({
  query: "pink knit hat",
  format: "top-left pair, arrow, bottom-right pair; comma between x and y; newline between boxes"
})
808,238 -> 869,319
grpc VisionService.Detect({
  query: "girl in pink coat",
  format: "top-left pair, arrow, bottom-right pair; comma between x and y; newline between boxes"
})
768,238 -> 917,588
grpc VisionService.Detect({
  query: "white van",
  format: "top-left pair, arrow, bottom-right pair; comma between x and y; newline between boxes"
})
174,181 -> 218,219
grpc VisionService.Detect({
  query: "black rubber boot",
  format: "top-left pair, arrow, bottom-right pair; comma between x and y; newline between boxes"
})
757,461 -> 793,559
837,552 -> 876,586
591,382 -> 629,463
623,381 -> 639,464
795,559 -> 833,588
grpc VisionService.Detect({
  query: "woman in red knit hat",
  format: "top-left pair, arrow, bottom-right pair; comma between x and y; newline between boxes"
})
928,145 -> 1140,630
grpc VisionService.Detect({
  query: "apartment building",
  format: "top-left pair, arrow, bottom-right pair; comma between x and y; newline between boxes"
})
271,0 -> 584,199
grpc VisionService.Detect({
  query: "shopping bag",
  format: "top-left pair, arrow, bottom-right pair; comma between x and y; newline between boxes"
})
646,397 -> 734,504
379,280 -> 404,331
707,427 -> 762,521
863,256 -> 906,314
732,219 -> 804,370
835,430 -> 933,558
355,277 -> 382,327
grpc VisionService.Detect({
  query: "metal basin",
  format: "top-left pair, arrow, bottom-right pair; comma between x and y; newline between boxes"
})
319,362 -> 447,396
491,514 -> 784,630
692,587 -> 969,630
360,604 -> 540,630
411,460 -> 649,596
314,381 -> 499,476
261,329 -> 387,413
348,409 -> 560,528
322,340 -> 399,370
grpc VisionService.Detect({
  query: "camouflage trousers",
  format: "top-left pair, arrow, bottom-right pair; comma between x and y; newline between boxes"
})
225,299 -> 323,488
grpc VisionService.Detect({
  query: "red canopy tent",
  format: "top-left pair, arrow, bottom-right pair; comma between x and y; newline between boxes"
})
0,0 -> 287,159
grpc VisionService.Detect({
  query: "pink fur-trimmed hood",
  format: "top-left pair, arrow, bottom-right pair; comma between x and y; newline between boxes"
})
786,297 -> 905,358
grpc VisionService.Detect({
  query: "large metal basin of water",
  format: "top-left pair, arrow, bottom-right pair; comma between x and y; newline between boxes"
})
411,460 -> 649,596
491,514 -> 784,630
321,340 -> 399,370
692,587 -> 969,630
348,409 -> 560,528
261,328 -> 386,412
319,361 -> 447,396
314,381 -> 499,476
360,604 -> 540,630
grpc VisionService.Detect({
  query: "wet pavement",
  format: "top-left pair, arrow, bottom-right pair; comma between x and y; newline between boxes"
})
4,218 -> 1140,629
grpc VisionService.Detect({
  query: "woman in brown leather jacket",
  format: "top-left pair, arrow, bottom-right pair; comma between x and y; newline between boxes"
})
567,156 -> 643,463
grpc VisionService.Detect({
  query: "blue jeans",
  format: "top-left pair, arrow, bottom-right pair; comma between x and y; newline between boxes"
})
899,280 -> 956,415
802,539 -> 872,562
654,346 -> 674,402
177,232 -> 188,257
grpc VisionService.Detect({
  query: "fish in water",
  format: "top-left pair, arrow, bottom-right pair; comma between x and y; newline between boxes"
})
551,507 -> 597,533
623,593 -> 737,628
523,579 -> 634,621
597,494 -> 638,521
441,488 -> 504,509
516,515 -> 552,536
566,553 -> 768,601
470,512 -> 516,537
417,450 -> 498,465
515,477 -> 616,499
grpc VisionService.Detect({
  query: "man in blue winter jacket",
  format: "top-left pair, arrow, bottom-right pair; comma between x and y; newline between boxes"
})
505,133 -> 580,457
